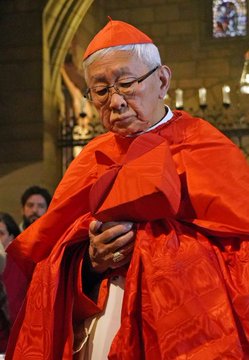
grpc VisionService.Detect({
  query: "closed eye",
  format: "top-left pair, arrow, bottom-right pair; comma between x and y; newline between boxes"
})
93,87 -> 108,96
118,79 -> 136,89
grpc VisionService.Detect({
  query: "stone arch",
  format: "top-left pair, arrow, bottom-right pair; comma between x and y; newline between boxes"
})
42,0 -> 94,183
43,0 -> 94,92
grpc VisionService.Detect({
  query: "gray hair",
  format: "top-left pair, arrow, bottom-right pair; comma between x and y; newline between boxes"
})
83,43 -> 162,82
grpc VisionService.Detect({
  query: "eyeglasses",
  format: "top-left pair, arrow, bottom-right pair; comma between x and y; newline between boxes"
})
84,66 -> 159,105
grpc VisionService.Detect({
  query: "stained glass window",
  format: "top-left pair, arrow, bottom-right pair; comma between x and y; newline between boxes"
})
213,0 -> 247,38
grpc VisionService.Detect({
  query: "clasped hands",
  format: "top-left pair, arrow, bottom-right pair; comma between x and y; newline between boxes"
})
88,220 -> 136,273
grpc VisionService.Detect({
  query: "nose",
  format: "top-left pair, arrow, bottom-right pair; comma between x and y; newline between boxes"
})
109,88 -> 127,110
32,204 -> 40,214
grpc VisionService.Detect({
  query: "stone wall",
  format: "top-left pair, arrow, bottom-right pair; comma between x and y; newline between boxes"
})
0,0 -> 46,221
76,0 -> 249,111
0,1 -> 45,168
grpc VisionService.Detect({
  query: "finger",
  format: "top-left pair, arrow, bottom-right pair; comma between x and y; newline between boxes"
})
89,220 -> 104,250
100,221 -> 133,232
90,240 -> 134,272
88,222 -> 136,272
89,222 -> 133,248
101,223 -> 134,244
105,229 -> 135,252
117,241 -> 135,256
110,253 -> 133,269
89,237 -> 131,268
90,228 -> 135,263
89,245 -> 112,273
89,220 -> 103,235
108,241 -> 135,268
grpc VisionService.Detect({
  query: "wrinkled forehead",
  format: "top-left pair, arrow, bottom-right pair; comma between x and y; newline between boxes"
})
85,50 -> 147,84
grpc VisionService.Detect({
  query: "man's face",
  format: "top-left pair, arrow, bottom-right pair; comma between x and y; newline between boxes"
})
0,221 -> 13,249
86,51 -> 170,137
22,194 -> 48,227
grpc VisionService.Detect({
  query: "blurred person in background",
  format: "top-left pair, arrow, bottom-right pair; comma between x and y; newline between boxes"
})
19,185 -> 52,231
0,212 -> 19,353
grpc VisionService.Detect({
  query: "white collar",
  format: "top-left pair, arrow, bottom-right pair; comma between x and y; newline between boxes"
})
145,105 -> 173,132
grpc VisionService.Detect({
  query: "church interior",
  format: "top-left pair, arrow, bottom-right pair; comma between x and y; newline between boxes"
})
1,0 -> 249,222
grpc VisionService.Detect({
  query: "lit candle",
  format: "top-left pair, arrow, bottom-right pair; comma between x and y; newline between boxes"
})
222,85 -> 231,105
175,88 -> 183,108
198,87 -> 207,106
241,74 -> 249,94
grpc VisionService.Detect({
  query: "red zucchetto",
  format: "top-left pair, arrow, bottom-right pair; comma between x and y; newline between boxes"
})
83,18 -> 153,60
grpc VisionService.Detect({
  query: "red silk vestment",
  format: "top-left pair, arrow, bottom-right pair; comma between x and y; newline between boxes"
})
5,111 -> 249,359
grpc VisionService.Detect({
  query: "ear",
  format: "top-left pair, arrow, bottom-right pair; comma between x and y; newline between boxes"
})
158,65 -> 171,99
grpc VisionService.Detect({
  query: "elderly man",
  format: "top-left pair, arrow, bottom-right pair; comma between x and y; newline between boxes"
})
6,20 -> 249,360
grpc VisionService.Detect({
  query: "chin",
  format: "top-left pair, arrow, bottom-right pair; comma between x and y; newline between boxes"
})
112,129 -> 129,137
110,119 -> 150,136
